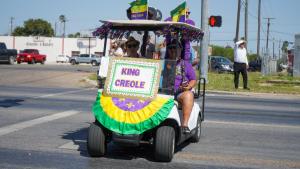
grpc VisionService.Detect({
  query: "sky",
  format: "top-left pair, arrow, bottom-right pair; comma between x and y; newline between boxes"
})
1,0 -> 300,55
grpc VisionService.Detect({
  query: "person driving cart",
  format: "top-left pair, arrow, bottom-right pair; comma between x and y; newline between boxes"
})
125,36 -> 140,58
166,39 -> 196,133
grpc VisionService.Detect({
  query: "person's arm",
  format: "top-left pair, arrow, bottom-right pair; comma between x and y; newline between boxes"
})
182,62 -> 197,91
113,48 -> 123,57
185,80 -> 196,90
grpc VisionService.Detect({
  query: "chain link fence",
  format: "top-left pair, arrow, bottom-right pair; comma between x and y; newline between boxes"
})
293,34 -> 300,77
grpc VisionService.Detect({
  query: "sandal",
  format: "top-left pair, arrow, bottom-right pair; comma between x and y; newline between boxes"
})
181,126 -> 191,134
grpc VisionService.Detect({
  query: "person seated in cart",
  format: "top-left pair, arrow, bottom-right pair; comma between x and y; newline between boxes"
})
165,39 -> 196,133
125,36 -> 140,58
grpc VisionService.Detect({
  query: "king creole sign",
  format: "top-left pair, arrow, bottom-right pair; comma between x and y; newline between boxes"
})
103,57 -> 161,100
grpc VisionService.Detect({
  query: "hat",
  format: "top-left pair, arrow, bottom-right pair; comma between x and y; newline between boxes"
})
236,40 -> 246,45
125,36 -> 140,46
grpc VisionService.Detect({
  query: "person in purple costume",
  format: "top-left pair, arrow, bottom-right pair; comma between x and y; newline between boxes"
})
165,8 -> 195,61
166,39 -> 196,133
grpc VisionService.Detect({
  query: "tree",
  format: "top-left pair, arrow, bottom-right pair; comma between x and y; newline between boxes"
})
68,32 -> 80,38
12,19 -> 54,37
248,53 -> 258,62
211,45 -> 234,61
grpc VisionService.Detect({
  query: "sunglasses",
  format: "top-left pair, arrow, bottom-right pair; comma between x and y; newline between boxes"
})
127,44 -> 138,48
186,12 -> 191,15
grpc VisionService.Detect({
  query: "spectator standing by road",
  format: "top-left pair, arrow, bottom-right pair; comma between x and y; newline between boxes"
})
234,40 -> 250,90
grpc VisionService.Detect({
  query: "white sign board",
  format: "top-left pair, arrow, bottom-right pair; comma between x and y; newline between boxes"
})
103,57 -> 161,100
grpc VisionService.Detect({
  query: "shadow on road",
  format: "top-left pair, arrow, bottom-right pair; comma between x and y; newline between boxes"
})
61,125 -> 191,162
61,126 -> 89,157
0,99 -> 24,108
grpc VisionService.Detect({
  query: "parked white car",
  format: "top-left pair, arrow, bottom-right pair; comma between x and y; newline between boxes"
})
56,55 -> 70,63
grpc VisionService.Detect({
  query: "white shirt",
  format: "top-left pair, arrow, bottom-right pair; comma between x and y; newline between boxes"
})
112,47 -> 124,57
234,43 -> 248,65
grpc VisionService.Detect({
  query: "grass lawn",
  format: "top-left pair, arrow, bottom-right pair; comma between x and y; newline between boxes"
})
88,73 -> 97,81
207,72 -> 300,94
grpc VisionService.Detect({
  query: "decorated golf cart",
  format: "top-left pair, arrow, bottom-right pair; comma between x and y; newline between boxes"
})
88,19 -> 206,162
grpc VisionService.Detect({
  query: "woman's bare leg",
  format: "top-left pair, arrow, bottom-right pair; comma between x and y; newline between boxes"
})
178,91 -> 194,127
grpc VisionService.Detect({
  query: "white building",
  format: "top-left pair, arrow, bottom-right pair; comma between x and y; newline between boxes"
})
0,36 -> 109,63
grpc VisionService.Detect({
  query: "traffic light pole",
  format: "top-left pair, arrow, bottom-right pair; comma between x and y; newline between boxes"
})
257,0 -> 261,59
235,0 -> 241,42
200,0 -> 209,82
244,0 -> 248,48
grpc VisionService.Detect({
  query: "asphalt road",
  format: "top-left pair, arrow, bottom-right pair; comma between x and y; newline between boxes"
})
0,64 -> 300,169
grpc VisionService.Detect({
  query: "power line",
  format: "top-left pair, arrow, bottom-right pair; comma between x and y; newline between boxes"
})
262,0 -> 272,18
271,30 -> 295,36
241,0 -> 258,19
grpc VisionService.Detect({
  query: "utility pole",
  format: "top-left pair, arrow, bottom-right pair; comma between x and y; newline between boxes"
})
272,38 -> 275,59
257,0 -> 261,58
200,0 -> 209,82
278,40 -> 281,59
10,17 -> 14,35
244,0 -> 248,48
235,0 -> 241,42
63,21 -> 66,37
264,17 -> 275,53
54,22 -> 57,37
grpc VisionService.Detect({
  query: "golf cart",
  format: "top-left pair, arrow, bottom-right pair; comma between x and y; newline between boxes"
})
88,20 -> 206,162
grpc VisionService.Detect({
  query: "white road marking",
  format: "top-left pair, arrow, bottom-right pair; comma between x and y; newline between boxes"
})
205,120 -> 300,129
0,110 -> 80,137
32,88 -> 94,99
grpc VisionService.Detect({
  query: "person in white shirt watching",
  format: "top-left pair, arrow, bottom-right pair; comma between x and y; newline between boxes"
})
234,39 -> 250,90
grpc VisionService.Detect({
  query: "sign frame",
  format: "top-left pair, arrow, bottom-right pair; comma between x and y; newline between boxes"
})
103,57 -> 161,100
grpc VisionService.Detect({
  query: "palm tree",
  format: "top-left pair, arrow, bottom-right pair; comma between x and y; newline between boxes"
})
59,15 -> 66,37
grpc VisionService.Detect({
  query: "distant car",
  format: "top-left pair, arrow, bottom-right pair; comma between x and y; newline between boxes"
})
17,49 -> 46,64
56,55 -> 70,63
69,54 -> 101,66
248,60 -> 261,72
209,56 -> 234,73
0,42 -> 17,64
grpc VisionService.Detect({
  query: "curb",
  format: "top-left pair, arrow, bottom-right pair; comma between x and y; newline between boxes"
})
206,90 -> 300,99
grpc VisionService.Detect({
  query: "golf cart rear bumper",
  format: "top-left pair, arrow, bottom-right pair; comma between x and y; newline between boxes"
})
112,132 -> 141,147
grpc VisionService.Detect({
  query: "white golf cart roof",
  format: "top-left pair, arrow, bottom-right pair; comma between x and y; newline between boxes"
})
93,20 -> 204,42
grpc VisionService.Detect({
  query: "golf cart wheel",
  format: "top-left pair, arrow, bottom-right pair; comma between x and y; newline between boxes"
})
87,122 -> 106,157
91,61 -> 97,66
154,126 -> 175,162
9,56 -> 15,65
70,60 -> 76,65
41,59 -> 45,64
191,115 -> 202,143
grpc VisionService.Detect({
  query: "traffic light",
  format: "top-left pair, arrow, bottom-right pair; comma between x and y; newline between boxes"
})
209,16 -> 222,27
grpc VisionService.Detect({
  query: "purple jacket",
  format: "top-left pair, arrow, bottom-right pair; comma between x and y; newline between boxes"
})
174,60 -> 196,91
